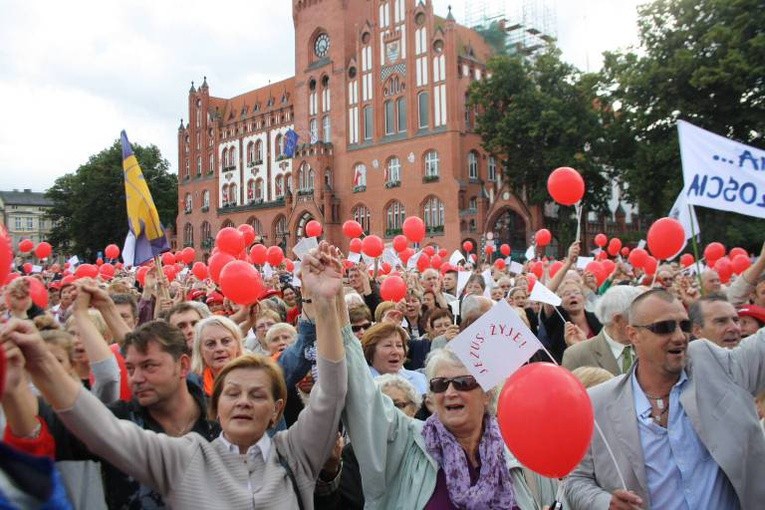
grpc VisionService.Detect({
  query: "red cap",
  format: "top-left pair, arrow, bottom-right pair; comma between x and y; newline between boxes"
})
738,304 -> 765,326
206,291 -> 224,304
188,289 -> 206,301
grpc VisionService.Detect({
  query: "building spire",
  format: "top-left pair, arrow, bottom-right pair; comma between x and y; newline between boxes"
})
189,80 -> 196,93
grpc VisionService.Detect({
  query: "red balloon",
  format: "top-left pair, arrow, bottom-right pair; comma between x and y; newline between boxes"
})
237,224 -> 256,246
99,263 -> 115,279
607,238 -> 622,257
643,256 -> 658,276
104,244 -> 120,260
596,251 -> 608,261
380,275 -> 407,301
430,255 -> 443,269
549,260 -> 564,278
484,244 -> 495,255
249,244 -> 268,265
180,247 -> 196,265
704,242 -> 726,265
361,235 -> 384,258
494,259 -> 507,270
163,265 -> 178,283
26,277 -> 48,309
535,229 -> 552,247
0,229 -> 12,285
423,246 -> 436,257
731,254 -> 751,275
436,249 -> 446,259
208,252 -> 236,284
35,242 -> 52,259
18,239 -> 34,253
392,235 -> 408,253
585,261 -> 606,286
498,363 -> 593,477
349,238 -> 362,253
220,260 -> 265,305
22,262 -> 33,274
526,273 -> 537,292
728,247 -> 747,260
96,258 -> 104,266
462,241 -> 474,253
500,244 -> 511,257
161,252 -> 176,266
547,167 -> 585,206
417,254 -> 431,273
402,216 -> 426,243
192,262 -> 208,280
601,259 -> 616,276
266,246 -> 284,267
216,227 -> 245,256
646,217 -> 685,260
620,247 -> 630,257
75,264 -> 98,279
594,233 -> 607,248
284,259 -> 295,272
680,253 -> 695,267
305,220 -> 323,238
342,220 -> 363,239
134,266 -> 148,286
399,247 -> 415,265
714,257 -> 733,283
380,262 -> 392,275
530,261 -> 544,279
628,248 -> 648,268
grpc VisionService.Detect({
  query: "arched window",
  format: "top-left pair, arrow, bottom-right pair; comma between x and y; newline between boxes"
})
247,217 -> 263,236
222,148 -> 228,169
208,153 -> 214,173
386,157 -> 401,184
202,190 -> 210,208
275,134 -> 283,157
396,97 -> 407,132
488,156 -> 497,182
423,196 -> 445,230
221,219 -> 235,229
384,101 -> 395,135
424,150 -> 440,178
196,156 -> 202,175
285,172 -> 293,193
255,140 -> 263,162
221,185 -> 229,205
386,200 -> 406,231
184,223 -> 194,247
468,151 -> 478,179
418,92 -> 429,129
247,142 -> 255,164
324,168 -> 333,189
275,175 -> 284,197
230,147 -> 237,167
352,204 -> 371,234
185,193 -> 192,212
322,115 -> 331,143
247,179 -> 256,201
298,163 -> 314,191
309,119 -> 318,143
201,221 -> 212,246
353,164 -> 367,188
229,183 -> 238,205
255,178 -> 264,200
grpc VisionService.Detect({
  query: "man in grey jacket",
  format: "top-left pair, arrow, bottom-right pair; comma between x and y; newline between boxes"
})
565,288 -> 765,509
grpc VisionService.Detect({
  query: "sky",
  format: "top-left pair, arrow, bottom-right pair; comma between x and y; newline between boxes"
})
0,0 -> 641,193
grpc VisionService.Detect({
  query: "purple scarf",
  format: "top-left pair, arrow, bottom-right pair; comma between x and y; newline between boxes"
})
422,413 -> 517,509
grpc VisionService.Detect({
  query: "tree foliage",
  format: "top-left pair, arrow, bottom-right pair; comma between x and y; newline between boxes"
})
46,140 -> 177,259
469,48 -> 612,233
598,0 -> 764,248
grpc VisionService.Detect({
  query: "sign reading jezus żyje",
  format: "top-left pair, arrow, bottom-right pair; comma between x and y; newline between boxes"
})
679,120 -> 765,219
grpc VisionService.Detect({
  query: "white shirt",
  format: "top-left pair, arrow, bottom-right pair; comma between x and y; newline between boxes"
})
603,327 -> 632,372
218,431 -> 271,464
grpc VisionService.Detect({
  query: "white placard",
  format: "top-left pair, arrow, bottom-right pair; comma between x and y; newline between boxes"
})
67,255 -> 80,267
347,252 -> 361,263
407,251 -> 423,270
525,245 -> 535,261
509,261 -> 524,275
382,248 -> 402,268
449,250 -> 466,266
576,256 -> 594,270
637,239 -> 646,250
449,300 -> 544,390
449,298 -> 461,318
481,269 -> 494,289
292,237 -> 319,260
528,281 -> 562,307
262,263 -> 274,279
456,271 -> 472,296
667,190 -> 700,260
31,265 -> 43,273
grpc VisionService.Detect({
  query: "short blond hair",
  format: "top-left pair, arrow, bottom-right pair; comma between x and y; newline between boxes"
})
65,309 -> 111,342
192,315 -> 244,374
571,366 -> 614,388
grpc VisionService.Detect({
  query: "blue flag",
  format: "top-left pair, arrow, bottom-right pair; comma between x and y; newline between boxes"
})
283,129 -> 299,158
121,130 -> 169,266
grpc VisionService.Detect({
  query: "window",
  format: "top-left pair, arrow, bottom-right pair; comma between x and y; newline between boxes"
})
322,115 -> 331,143
26,217 -> 34,230
324,168 -> 333,189
229,183 -> 238,205
363,106 -> 373,140
299,164 -> 314,191
247,217 -> 263,236
353,164 -> 367,187
384,101 -> 395,135
285,173 -> 293,193
352,204 -> 371,234
275,134 -> 283,157
184,223 -> 194,246
255,178 -> 264,200
423,196 -> 445,229
275,215 -> 288,236
14,217 -> 22,230
185,159 -> 190,178
396,97 -> 406,132
488,156 -> 497,182
309,119 -> 318,143
208,153 -> 214,173
386,157 -> 401,183
418,92 -> 429,129
201,221 -> 211,245
386,201 -> 406,231
196,157 -> 202,175
425,150 -> 440,178
275,175 -> 284,197
247,142 -> 255,163
468,196 -> 478,210
222,148 -> 228,168
468,151 -> 478,179
230,148 -> 237,167
185,193 -> 192,212
254,140 -> 263,162
202,190 -> 210,208
247,180 -> 256,201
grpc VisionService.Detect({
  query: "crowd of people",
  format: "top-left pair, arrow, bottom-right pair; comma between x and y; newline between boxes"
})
1,237 -> 764,509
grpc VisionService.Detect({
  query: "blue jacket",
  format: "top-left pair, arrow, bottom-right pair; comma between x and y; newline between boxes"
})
0,442 -> 73,509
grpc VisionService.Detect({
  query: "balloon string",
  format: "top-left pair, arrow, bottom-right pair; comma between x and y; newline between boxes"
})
538,348 -> 629,491
575,203 -> 583,242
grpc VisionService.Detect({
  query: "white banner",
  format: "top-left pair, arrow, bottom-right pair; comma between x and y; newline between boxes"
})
679,120 -> 765,219
449,300 -> 544,390
528,281 -> 562,307
449,249 -> 466,266
667,190 -> 700,259
291,236 -> 318,260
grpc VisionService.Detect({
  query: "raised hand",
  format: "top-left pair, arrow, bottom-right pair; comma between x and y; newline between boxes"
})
1,319 -> 49,369
301,242 -> 343,301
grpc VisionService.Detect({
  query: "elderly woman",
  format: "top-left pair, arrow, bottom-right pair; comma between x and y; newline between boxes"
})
338,285 -> 555,508
191,315 -> 245,396
1,241 -> 347,509
361,322 -> 428,395
265,322 -> 298,356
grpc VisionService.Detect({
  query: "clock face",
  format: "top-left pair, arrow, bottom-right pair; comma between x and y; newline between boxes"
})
314,33 -> 330,58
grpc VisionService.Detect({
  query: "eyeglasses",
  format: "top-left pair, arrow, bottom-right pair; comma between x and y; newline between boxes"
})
429,375 -> 481,393
632,319 -> 691,335
351,322 -> 372,333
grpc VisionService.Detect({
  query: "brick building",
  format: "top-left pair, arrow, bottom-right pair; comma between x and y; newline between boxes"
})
177,0 -> 547,261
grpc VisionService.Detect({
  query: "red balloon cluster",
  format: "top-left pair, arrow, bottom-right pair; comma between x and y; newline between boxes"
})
500,244 -> 511,257
547,167 -> 585,206
628,248 -> 648,268
423,246 -> 436,257
349,238 -> 362,253
75,264 -> 99,279
494,259 -> 507,270
680,253 -> 695,267
498,363 -> 593,478
249,244 -> 267,265
161,252 -> 176,266
192,261 -> 208,280
714,257 -> 733,283
731,254 -> 751,274
209,252 -> 235,283
179,247 -> 196,265
607,238 -> 622,257
99,263 -> 116,279
266,246 -> 284,267
393,235 -> 408,253
704,242 -> 726,265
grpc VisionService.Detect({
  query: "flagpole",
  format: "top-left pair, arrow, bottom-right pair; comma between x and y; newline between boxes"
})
575,202 -> 583,242
687,205 -> 704,294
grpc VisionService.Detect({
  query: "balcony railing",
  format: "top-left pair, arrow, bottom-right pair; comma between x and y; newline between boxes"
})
423,174 -> 439,183
385,227 -> 403,237
385,180 -> 401,189
426,225 -> 445,235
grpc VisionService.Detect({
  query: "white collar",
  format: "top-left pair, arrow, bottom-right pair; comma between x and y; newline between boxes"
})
603,327 -> 629,360
218,431 -> 271,463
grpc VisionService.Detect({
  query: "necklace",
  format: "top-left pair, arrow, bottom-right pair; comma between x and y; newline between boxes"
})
644,392 -> 669,411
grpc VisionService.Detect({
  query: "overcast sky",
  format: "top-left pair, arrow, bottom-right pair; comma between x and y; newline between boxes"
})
0,0 -> 640,193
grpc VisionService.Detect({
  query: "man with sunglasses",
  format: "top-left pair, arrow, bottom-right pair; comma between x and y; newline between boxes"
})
566,288 -> 765,510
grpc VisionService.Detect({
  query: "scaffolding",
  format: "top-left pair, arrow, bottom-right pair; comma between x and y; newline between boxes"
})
464,0 -> 558,57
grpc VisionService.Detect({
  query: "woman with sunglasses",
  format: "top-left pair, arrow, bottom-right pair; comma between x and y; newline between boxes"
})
338,287 -> 555,508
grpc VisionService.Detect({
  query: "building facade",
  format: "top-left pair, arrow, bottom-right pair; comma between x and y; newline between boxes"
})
0,189 -> 53,249
178,0 -> 550,261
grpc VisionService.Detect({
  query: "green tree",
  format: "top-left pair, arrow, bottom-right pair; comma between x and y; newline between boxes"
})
46,140 -> 177,259
469,48 -> 612,246
599,0 -> 764,249
474,20 -> 508,55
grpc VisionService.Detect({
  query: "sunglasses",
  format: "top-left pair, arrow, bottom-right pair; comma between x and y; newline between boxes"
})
351,322 -> 372,333
632,319 -> 691,335
429,375 -> 481,393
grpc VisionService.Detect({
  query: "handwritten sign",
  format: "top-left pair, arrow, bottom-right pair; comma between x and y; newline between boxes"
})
680,120 -> 765,219
449,300 -> 543,390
